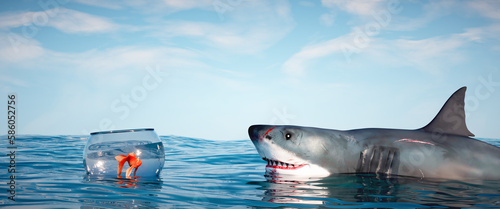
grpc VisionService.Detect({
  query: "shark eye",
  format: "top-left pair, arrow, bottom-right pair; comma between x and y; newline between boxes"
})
285,133 -> 292,140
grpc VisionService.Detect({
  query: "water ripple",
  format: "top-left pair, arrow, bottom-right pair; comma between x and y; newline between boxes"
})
0,135 -> 499,208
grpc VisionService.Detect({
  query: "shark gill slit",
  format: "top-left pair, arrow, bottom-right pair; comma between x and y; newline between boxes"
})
357,146 -> 400,175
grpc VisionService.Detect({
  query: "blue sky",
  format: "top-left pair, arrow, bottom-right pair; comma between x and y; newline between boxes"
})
1,0 -> 500,140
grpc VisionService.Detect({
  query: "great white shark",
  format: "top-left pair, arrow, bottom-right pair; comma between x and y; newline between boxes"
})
248,87 -> 500,180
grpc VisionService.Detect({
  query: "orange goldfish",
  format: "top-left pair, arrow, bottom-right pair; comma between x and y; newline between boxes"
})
115,152 -> 142,178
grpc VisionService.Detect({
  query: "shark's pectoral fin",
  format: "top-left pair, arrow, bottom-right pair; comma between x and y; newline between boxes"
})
420,86 -> 475,137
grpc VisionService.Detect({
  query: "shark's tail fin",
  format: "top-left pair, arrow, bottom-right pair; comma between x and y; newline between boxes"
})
420,86 -> 474,137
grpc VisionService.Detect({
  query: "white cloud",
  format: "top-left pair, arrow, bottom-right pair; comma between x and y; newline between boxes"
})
299,1 -> 316,7
154,0 -> 294,54
0,11 -> 31,28
461,24 -> 500,42
0,74 -> 29,87
73,0 -> 214,14
321,0 -> 385,16
0,33 -> 45,62
0,1 -> 293,55
0,29 -> 206,80
387,35 -> 465,73
386,1 -> 500,32
320,12 -> 336,26
72,47 -> 205,76
467,0 -> 500,20
73,0 -> 123,10
319,0 -> 459,32
0,8 -> 120,34
47,8 -> 119,33
388,1 -> 456,31
282,31 -> 470,76
282,34 -> 355,76
162,0 -> 212,10
0,8 -> 124,63
285,1 -> 500,76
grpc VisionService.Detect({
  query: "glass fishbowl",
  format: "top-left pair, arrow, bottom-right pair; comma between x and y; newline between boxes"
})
83,128 -> 165,178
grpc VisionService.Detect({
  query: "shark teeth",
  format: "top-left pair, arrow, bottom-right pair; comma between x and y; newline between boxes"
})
262,157 -> 300,168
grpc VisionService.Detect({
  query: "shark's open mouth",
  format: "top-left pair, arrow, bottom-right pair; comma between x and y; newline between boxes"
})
263,157 -> 306,170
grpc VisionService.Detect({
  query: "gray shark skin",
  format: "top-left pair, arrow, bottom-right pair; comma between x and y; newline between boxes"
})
248,87 -> 500,180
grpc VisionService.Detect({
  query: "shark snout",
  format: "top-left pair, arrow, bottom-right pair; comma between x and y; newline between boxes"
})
248,125 -> 274,142
248,125 -> 262,142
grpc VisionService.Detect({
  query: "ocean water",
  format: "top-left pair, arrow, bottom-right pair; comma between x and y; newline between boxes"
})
1,135 -> 500,208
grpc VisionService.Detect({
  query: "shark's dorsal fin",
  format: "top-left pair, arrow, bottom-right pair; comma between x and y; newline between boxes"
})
420,87 -> 474,137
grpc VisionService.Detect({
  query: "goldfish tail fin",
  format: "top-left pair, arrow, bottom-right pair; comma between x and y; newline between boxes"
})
115,155 -> 128,177
115,155 -> 128,162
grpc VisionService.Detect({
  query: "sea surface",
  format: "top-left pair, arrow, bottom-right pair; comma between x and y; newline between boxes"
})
1,135 -> 500,208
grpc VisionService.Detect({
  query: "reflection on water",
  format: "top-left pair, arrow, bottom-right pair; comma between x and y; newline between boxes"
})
83,175 -> 163,190
82,175 -> 164,208
254,171 -> 500,208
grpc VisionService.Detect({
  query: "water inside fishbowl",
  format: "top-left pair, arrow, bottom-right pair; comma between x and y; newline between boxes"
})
83,129 -> 165,177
